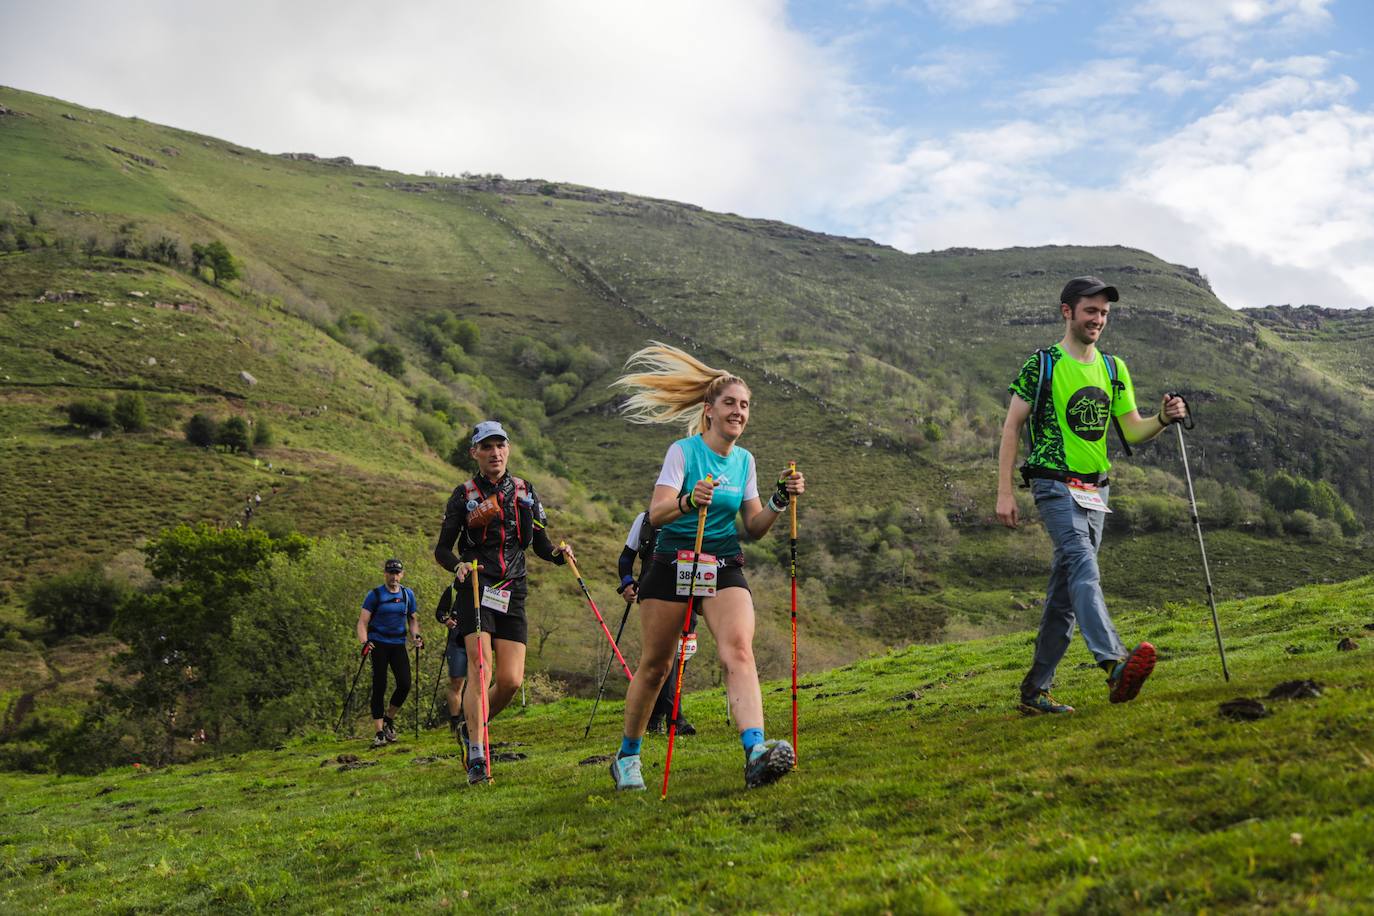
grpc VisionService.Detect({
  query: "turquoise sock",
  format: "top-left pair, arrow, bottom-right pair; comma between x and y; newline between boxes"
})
619,736 -> 642,758
741,728 -> 764,756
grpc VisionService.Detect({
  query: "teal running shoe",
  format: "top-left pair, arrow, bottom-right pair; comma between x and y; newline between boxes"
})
1019,691 -> 1075,716
744,740 -> 795,789
610,754 -> 646,791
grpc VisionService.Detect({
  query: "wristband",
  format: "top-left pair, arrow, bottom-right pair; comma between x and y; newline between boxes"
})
677,493 -> 689,515
617,574 -> 635,594
1157,413 -> 1170,428
686,491 -> 698,511
767,492 -> 788,514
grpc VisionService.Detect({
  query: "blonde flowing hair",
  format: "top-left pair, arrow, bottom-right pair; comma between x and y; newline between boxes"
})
612,342 -> 749,437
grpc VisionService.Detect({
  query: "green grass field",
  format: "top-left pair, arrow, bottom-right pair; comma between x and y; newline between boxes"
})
3,577 -> 1371,913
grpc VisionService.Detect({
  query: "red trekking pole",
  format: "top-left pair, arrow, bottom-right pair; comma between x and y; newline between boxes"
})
662,476 -> 711,800
470,560 -> 492,783
563,544 -> 634,682
788,461 -> 799,766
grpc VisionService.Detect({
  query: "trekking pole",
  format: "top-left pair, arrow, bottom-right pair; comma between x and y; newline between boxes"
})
663,476 -> 711,800
1169,393 -> 1230,682
471,560 -> 492,782
424,639 -> 447,729
337,644 -> 370,735
584,599 -> 634,739
788,460 -> 799,765
413,643 -> 421,740
563,545 -> 634,682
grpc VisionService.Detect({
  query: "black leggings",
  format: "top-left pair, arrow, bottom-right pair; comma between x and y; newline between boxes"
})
370,642 -> 411,720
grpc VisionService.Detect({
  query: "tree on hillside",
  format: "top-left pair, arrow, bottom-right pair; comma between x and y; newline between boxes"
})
25,565 -> 129,639
191,240 -> 240,287
216,416 -> 251,453
184,413 -> 217,447
252,416 -> 274,448
366,343 -> 405,378
65,399 -> 113,430
106,525 -> 309,760
113,392 -> 147,432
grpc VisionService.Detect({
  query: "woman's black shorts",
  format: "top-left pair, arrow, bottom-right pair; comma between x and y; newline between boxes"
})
455,576 -> 529,644
638,556 -> 750,603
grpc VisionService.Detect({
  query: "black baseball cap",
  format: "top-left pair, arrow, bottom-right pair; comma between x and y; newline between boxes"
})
1060,276 -> 1119,305
383,558 -> 404,573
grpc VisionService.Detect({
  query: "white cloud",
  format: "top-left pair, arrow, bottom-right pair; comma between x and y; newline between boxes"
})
1130,0 -> 1334,56
1018,60 -> 1147,107
2,0 -> 1369,310
869,70 -> 1374,308
901,48 -> 998,92
0,0 -> 904,224
923,0 -> 1033,27
1124,74 -> 1374,304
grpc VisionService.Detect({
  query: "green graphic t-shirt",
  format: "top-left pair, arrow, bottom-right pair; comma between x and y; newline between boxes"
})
1008,345 -> 1136,475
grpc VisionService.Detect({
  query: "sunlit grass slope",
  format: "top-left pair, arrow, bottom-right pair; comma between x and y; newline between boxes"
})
3,577 -> 1370,913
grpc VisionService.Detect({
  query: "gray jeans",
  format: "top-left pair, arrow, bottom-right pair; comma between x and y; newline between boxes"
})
1020,478 -> 1126,698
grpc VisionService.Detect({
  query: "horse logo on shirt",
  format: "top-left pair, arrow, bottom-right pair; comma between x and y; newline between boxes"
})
1065,387 -> 1110,441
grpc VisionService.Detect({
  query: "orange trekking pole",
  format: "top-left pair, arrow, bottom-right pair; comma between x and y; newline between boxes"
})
563,544 -> 634,682
788,461 -> 799,765
470,560 -> 492,783
662,475 -> 711,800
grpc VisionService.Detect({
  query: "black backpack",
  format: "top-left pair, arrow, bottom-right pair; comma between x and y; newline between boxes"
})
634,508 -> 659,574
1025,347 -> 1133,458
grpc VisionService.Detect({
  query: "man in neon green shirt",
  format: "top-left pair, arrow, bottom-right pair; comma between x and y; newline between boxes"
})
996,276 -> 1187,714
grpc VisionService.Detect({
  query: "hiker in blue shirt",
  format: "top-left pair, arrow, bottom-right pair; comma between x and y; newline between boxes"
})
356,558 -> 423,748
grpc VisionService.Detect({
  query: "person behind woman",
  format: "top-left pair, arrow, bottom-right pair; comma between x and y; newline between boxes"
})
607,343 -> 804,791
356,558 -> 422,748
616,507 -> 697,736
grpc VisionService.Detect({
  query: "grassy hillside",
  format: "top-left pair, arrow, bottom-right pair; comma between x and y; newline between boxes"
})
4,84 -> 1374,773
2,576 -> 1371,912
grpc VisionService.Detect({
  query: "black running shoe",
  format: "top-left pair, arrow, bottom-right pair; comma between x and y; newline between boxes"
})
744,739 -> 795,789
467,756 -> 490,785
646,715 -> 664,735
673,716 -> 696,736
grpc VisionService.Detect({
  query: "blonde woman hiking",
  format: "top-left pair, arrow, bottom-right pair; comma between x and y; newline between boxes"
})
607,344 -> 804,792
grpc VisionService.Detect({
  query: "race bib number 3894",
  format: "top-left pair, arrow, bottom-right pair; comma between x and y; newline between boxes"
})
675,550 -> 717,597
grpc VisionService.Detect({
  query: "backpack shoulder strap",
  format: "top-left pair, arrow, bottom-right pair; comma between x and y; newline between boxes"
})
1026,348 -> 1055,452
1101,353 -> 1133,457
462,478 -> 482,501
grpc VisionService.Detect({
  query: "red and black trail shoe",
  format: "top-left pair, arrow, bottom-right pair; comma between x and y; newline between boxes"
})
1107,642 -> 1156,704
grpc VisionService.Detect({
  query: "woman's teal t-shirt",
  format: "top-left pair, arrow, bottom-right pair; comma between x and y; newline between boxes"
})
653,435 -> 760,556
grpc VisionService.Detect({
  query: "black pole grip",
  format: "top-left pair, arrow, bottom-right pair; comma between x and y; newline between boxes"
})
1164,391 -> 1195,430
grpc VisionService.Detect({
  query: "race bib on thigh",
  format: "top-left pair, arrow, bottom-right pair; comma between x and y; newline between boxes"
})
1067,481 -> 1111,513
675,550 -> 717,597
481,585 -> 512,614
679,632 -> 698,660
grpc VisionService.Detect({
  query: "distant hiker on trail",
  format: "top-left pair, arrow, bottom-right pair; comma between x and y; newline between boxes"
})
617,508 -> 698,736
433,420 -> 574,785
605,343 -> 804,792
996,276 -> 1187,715
356,558 -> 422,747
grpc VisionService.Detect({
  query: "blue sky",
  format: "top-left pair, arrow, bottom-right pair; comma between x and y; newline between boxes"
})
3,0 -> 1372,308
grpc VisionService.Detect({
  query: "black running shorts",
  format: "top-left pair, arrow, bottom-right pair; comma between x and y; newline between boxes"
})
455,576 -> 529,644
638,557 -> 750,603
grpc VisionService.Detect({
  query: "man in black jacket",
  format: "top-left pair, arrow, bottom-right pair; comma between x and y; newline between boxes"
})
434,420 -> 574,784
